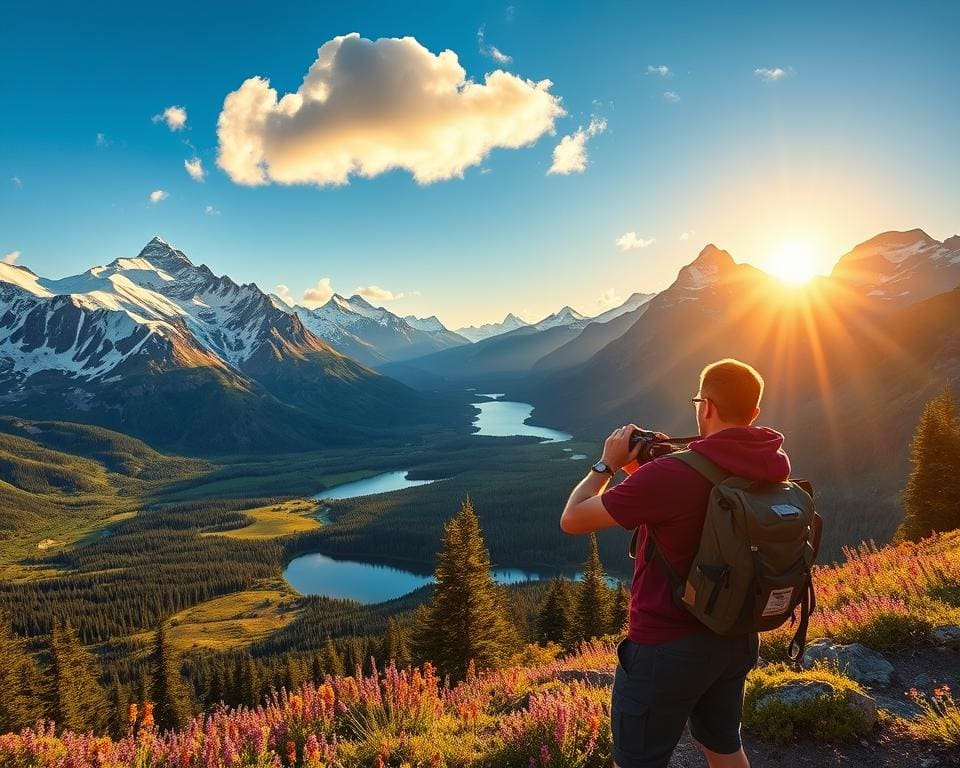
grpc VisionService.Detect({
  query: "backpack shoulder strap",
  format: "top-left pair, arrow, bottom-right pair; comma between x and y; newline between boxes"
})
669,449 -> 732,486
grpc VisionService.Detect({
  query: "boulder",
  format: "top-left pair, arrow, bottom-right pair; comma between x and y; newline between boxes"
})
931,625 -> 960,650
756,681 -> 877,729
554,669 -> 615,687
801,639 -> 894,687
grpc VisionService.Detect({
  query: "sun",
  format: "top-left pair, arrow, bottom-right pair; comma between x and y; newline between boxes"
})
768,242 -> 819,284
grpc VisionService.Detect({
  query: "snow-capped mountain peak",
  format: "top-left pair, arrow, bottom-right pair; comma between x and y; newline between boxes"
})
533,306 -> 589,331
670,244 -> 736,292
831,229 -> 960,305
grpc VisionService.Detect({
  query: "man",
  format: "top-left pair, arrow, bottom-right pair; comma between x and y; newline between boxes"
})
560,358 -> 791,768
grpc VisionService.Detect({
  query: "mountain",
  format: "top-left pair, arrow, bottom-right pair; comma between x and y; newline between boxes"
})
533,294 -> 655,372
515,235 -> 960,540
455,313 -> 529,343
294,294 -> 468,366
830,228 -> 960,306
380,296 -> 651,387
531,306 -> 590,331
590,292 -> 656,324
0,237 -> 455,453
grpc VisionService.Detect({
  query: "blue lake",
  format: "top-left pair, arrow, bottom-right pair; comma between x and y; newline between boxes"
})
472,394 -> 572,443
284,396 -> 585,603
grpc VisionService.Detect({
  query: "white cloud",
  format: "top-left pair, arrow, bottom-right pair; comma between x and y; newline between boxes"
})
646,64 -> 670,76
505,5 -> 515,21
547,116 -> 607,175
302,278 -> 334,308
663,91 -> 680,103
149,189 -> 169,204
755,67 -> 789,82
185,157 -> 206,181
477,25 -> 512,64
596,288 -> 623,311
355,285 -> 404,302
616,232 -> 655,251
274,284 -> 294,305
216,33 -> 563,187
204,204 -> 220,215
10,176 -> 21,188
96,132 -> 111,147
3,250 -> 21,265
153,105 -> 188,131
680,231 -> 692,240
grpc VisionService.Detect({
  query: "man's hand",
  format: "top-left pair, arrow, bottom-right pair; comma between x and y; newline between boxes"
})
601,423 -> 667,474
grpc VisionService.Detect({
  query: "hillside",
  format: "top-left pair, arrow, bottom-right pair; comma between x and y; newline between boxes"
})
2,530 -> 958,767
0,237 -> 466,454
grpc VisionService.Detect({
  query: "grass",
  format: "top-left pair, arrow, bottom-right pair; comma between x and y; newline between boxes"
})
743,663 -> 875,743
202,499 -> 324,540
165,583 -> 304,652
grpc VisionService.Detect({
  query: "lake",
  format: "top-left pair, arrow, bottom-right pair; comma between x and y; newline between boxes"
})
284,552 -> 580,603
312,470 -> 437,501
472,393 -> 572,442
283,395 -> 582,602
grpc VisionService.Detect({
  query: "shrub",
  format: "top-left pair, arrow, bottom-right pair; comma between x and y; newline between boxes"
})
743,664 -> 874,744
905,685 -> 960,748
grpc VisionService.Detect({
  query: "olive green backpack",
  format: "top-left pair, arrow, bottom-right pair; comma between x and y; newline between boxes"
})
630,449 -> 822,663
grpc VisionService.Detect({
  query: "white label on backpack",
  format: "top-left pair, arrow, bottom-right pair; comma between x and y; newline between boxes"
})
762,587 -> 794,616
772,504 -> 801,519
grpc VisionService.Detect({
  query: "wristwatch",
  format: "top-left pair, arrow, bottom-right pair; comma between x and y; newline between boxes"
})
591,459 -> 615,477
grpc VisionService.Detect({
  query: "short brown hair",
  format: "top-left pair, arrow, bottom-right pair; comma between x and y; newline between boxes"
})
699,358 -> 764,424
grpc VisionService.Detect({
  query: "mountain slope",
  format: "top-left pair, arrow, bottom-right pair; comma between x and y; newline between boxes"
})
295,294 -> 469,365
454,313 -> 529,343
830,228 -> 960,306
0,238 -> 459,453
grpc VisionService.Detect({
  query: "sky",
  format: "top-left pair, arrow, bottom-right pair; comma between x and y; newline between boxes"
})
1,0 -> 958,329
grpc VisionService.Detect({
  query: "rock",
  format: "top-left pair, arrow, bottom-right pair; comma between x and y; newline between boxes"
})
801,639 -> 894,687
755,681 -> 878,729
554,669 -> 615,687
920,758 -> 940,768
912,672 -> 934,688
931,625 -> 960,650
843,688 -> 878,727
873,692 -> 924,720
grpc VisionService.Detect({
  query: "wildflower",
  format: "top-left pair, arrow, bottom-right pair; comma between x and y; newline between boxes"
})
287,739 -> 298,763
140,701 -> 155,729
128,702 -> 139,727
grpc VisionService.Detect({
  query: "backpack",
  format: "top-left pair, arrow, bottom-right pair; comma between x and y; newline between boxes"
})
628,449 -> 822,664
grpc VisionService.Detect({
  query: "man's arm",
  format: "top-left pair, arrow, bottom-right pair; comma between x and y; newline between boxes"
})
560,424 -> 653,534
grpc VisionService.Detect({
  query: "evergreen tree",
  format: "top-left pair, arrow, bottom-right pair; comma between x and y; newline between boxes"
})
321,638 -> 344,678
0,616 -> 44,732
383,617 -> 412,668
900,388 -> 960,540
148,623 -> 192,731
240,653 -> 261,706
410,497 -> 519,680
108,674 -> 128,738
609,582 -> 631,635
535,578 -> 575,646
571,535 -> 613,644
310,652 -> 325,683
49,622 -> 109,733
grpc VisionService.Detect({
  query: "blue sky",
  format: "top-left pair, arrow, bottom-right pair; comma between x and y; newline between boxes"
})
2,0 -> 958,328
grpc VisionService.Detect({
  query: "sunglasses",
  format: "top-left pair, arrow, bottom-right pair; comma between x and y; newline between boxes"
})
691,396 -> 711,405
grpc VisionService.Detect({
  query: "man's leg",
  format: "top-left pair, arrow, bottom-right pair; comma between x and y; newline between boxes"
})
688,633 -> 760,768
694,739 -> 750,768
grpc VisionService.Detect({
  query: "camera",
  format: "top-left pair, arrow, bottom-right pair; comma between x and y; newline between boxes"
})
628,429 -> 684,464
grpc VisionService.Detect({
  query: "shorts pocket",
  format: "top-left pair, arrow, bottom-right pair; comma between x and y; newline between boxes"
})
612,692 -> 649,762
616,637 -> 655,681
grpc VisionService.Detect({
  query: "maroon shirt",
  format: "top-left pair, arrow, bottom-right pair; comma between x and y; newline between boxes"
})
601,426 -> 791,644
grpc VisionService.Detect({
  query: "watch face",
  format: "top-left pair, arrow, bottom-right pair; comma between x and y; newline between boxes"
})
593,461 -> 610,474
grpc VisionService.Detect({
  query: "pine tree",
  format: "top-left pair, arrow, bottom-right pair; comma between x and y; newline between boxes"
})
148,623 -> 192,731
321,638 -> 344,678
571,535 -> 613,644
240,653 -> 261,706
383,617 -> 412,668
900,388 -> 960,540
0,616 -> 44,732
49,622 -> 109,733
535,578 -> 575,646
410,497 -> 520,680
609,582 -> 631,635
108,674 -> 128,738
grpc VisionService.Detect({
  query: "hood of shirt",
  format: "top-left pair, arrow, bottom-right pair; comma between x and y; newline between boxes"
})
688,425 -> 791,482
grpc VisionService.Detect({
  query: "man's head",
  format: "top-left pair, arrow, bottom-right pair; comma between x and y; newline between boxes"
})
695,358 -> 763,436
